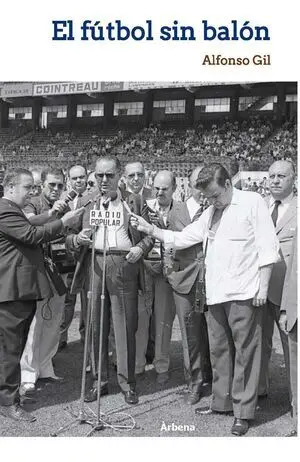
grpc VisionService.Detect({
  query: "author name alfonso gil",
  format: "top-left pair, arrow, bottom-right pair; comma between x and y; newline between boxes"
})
202,54 -> 271,66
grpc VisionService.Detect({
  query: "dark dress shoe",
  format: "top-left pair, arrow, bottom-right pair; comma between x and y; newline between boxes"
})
123,389 -> 139,405
195,406 -> 233,416
184,391 -> 201,405
0,404 -> 36,422
84,385 -> 108,402
286,430 -> 297,437
40,376 -> 65,383
20,382 -> 36,396
136,370 -> 146,379
231,418 -> 249,436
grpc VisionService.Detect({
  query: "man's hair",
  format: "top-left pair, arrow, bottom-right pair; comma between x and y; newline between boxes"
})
287,160 -> 296,176
68,164 -> 87,176
41,167 -> 65,184
96,156 -> 121,172
188,165 -> 205,186
153,170 -> 177,189
196,163 -> 231,190
124,161 -> 144,174
3,168 -> 33,188
269,159 -> 296,177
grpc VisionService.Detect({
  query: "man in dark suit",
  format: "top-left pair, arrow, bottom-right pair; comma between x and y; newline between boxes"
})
279,233 -> 297,436
20,167 -> 72,394
0,168 -> 83,422
124,161 -> 152,198
66,157 -> 154,405
144,170 -> 207,404
259,160 -> 297,398
123,161 -> 155,374
59,164 -> 88,349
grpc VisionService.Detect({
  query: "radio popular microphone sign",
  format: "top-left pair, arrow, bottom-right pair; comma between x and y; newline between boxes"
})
89,209 -> 121,227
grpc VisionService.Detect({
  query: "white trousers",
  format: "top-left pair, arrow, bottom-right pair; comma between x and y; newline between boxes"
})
21,281 -> 66,384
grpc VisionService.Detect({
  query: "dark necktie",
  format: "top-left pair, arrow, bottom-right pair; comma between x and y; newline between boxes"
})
75,193 -> 83,209
271,200 -> 281,227
192,205 -> 204,223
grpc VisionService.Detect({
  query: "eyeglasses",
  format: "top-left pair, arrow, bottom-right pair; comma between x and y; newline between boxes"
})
87,181 -> 95,187
48,182 -> 64,190
95,173 -> 116,180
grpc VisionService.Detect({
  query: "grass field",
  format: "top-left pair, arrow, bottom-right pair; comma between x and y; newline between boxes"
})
0,307 -> 293,438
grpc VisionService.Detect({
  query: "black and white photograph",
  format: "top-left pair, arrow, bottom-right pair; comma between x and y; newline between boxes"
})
0,80 -> 297,438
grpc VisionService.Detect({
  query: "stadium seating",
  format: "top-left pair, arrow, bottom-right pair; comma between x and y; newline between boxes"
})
1,117 -> 297,199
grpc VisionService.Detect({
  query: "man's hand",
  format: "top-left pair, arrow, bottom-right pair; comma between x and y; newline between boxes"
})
148,212 -> 164,228
76,228 -> 92,246
279,311 -> 288,334
49,200 -> 69,216
130,213 -> 153,234
126,246 -> 143,263
61,207 -> 84,228
252,287 -> 268,307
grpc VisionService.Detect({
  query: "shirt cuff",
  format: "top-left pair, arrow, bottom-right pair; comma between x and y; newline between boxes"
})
258,250 -> 280,267
162,230 -> 175,248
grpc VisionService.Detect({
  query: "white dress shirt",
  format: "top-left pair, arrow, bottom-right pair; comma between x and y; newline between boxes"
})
94,195 -> 132,251
163,188 -> 280,305
186,196 -> 201,221
269,192 -> 294,223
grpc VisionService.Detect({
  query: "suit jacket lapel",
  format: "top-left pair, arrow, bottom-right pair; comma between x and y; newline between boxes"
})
167,202 -> 190,229
276,196 -> 297,234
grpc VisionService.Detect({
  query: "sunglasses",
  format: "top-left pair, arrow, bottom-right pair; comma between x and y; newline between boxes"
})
87,181 -> 95,187
48,182 -> 64,190
95,173 -> 116,180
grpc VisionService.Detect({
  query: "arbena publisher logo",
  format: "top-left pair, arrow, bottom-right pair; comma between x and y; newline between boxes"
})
160,421 -> 195,432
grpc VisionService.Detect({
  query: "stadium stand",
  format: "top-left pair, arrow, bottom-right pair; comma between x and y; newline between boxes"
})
0,81 -> 297,199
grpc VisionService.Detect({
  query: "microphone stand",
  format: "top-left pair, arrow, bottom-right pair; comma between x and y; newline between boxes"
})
85,219 -> 108,436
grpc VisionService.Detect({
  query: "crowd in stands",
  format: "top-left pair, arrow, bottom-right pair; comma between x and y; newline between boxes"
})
259,120 -> 297,163
0,116 -> 297,186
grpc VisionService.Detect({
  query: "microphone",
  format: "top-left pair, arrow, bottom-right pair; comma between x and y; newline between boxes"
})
64,189 -> 77,204
102,191 -> 118,210
53,189 -> 78,218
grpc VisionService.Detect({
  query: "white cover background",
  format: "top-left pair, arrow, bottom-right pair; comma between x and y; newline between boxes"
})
0,0 -> 298,460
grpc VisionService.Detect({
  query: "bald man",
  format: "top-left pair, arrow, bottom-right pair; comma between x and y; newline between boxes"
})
124,161 -> 152,198
259,160 -> 297,399
145,170 -> 207,404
